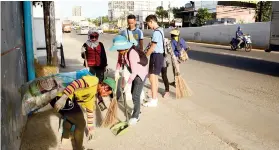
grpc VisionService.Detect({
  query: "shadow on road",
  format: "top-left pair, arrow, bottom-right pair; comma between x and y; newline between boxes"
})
198,45 -> 231,51
188,50 -> 279,77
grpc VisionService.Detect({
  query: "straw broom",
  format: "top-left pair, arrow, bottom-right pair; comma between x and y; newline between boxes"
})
101,76 -> 119,127
166,40 -> 193,99
82,46 -> 119,127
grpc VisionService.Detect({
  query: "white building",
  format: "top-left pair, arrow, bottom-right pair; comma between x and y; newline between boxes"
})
108,0 -> 179,28
108,1 -> 135,21
72,6 -> 81,16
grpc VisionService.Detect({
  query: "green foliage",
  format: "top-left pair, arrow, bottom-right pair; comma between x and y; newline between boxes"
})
172,7 -> 185,18
255,1 -> 272,22
238,19 -> 245,24
196,8 -> 212,26
155,6 -> 168,23
101,16 -> 110,23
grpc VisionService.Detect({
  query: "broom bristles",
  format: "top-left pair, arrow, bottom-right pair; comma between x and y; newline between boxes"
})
101,97 -> 118,127
175,75 -> 193,99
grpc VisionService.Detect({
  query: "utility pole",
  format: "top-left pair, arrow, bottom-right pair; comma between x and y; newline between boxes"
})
168,1 -> 171,24
100,16 -> 103,26
43,1 -> 57,66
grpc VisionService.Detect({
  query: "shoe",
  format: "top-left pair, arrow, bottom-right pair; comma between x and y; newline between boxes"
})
143,98 -> 158,107
128,118 -> 139,125
170,82 -> 176,87
163,92 -> 170,98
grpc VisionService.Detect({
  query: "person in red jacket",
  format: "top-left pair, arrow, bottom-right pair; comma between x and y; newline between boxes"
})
81,30 -> 107,82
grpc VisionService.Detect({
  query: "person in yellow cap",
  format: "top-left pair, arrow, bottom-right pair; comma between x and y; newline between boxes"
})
51,75 -> 115,150
168,29 -> 188,86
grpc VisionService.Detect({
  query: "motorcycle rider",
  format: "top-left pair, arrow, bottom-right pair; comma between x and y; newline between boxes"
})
236,26 -> 244,48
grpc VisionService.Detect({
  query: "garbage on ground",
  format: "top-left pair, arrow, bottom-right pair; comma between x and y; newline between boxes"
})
20,69 -> 92,116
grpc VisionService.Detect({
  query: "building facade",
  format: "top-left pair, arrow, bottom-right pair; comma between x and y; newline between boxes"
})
178,1 -> 257,27
72,6 -> 81,16
108,1 -> 135,21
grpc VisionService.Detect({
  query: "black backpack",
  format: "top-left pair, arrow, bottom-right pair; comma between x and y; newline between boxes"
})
127,46 -> 148,67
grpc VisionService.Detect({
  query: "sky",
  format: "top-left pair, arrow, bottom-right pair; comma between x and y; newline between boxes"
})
55,0 -> 189,19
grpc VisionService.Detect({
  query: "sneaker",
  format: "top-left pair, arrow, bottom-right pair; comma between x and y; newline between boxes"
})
163,92 -> 170,98
128,118 -> 139,125
143,98 -> 158,107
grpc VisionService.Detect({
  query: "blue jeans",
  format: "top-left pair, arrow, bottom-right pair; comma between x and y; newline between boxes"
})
131,76 -> 146,119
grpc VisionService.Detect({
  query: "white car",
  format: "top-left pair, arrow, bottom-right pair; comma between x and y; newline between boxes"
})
97,28 -> 103,34
76,26 -> 90,35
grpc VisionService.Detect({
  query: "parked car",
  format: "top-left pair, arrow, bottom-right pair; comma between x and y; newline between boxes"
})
97,28 -> 103,34
76,26 -> 90,35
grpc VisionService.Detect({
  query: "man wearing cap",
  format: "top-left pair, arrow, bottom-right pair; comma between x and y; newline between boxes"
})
168,29 -> 188,86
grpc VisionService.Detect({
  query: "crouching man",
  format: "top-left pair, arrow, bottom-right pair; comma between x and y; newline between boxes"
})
50,75 -> 115,150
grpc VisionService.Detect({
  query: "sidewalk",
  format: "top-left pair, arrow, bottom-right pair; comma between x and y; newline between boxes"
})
20,34 -> 234,150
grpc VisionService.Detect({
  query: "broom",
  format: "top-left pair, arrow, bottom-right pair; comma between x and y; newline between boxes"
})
166,39 -> 193,99
101,76 -> 119,127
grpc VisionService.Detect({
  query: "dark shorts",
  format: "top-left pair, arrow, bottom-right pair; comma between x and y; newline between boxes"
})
149,53 -> 164,75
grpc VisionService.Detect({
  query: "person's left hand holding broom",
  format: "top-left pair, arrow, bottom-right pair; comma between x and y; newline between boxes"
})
54,94 -> 68,112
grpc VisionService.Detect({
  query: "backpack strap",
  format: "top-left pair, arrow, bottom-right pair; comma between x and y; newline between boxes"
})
155,29 -> 166,56
125,47 -> 134,73
126,28 -> 130,42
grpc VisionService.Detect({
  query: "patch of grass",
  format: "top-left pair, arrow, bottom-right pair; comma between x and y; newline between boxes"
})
104,29 -> 119,34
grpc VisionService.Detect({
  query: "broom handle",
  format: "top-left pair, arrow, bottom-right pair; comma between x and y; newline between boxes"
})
120,64 -> 129,121
82,48 -> 89,69
167,41 -> 180,76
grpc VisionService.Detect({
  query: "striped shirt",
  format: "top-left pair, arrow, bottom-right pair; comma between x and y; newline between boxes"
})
63,76 -> 98,128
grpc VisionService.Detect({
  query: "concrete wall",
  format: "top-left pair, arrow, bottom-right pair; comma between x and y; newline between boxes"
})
1,2 -> 28,150
143,22 -> 270,49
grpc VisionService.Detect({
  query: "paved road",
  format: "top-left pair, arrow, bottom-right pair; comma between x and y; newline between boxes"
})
69,32 -> 279,149
21,32 -> 279,150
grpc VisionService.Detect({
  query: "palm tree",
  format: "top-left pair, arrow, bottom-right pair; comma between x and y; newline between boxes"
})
155,6 -> 168,24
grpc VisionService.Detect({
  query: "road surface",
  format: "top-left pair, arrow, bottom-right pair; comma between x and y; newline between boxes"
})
21,32 -> 279,150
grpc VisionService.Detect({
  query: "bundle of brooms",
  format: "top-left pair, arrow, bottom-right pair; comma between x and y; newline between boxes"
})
166,39 -> 193,99
34,58 -> 59,78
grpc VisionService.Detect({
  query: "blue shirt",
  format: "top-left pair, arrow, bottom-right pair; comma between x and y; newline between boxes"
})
171,38 -> 187,57
120,28 -> 143,50
151,28 -> 164,54
236,30 -> 243,38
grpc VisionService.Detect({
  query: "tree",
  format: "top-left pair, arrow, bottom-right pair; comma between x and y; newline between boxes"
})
33,1 -> 57,65
196,8 -> 212,26
255,1 -> 272,22
172,6 -> 185,18
101,16 -> 110,23
155,6 -> 168,23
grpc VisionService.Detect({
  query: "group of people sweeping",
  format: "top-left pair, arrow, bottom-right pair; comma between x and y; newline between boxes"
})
49,14 -> 192,150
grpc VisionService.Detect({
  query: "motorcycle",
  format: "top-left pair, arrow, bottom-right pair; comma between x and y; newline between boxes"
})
230,34 -> 252,52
